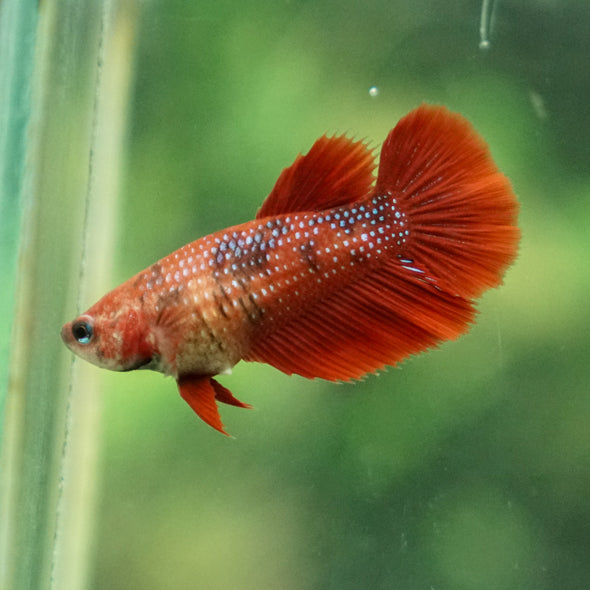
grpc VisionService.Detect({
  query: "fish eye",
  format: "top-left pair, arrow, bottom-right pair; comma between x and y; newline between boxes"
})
72,317 -> 94,345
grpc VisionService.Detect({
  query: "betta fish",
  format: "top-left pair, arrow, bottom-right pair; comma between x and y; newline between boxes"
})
61,105 -> 519,434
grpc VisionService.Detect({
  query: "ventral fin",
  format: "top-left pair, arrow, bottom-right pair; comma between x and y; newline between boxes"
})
177,376 -> 251,434
211,379 -> 252,409
177,376 -> 227,435
257,135 -> 376,218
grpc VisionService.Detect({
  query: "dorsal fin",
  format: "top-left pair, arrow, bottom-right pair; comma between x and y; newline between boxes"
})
256,135 -> 376,218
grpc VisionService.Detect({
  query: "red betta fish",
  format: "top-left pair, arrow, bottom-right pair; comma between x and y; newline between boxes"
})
61,105 -> 519,434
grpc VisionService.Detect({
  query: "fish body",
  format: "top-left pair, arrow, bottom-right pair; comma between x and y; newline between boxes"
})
62,105 -> 520,434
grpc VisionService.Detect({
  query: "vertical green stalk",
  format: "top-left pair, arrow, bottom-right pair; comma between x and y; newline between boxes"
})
0,0 -> 39,583
0,1 -> 137,589
0,0 -> 37,442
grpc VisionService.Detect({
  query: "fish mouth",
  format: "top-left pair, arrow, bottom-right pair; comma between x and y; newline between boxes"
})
60,322 -> 73,347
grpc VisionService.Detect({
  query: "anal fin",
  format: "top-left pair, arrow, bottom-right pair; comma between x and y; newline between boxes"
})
244,259 -> 475,382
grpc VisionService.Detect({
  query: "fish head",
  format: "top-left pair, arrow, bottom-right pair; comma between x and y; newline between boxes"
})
61,291 -> 157,372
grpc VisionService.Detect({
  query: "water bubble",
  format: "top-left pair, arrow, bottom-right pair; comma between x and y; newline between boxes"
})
529,90 -> 548,120
368,86 -> 379,98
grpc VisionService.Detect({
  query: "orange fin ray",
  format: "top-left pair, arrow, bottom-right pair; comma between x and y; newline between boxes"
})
375,104 -> 520,299
178,375 -> 250,435
256,134 -> 376,218
211,379 -> 252,409
245,259 -> 476,381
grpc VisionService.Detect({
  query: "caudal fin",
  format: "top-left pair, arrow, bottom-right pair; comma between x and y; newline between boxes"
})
376,104 -> 520,299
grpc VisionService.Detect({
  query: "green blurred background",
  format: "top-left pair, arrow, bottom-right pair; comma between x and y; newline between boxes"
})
4,0 -> 590,589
